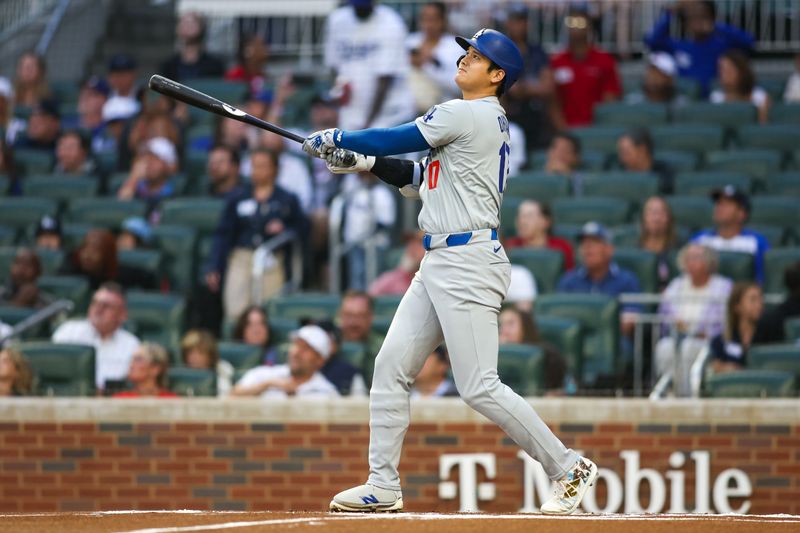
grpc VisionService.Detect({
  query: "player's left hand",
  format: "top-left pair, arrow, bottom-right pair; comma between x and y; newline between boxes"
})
302,128 -> 340,158
325,148 -> 375,174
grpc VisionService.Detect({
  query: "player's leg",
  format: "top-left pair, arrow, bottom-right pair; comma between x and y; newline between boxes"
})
330,273 -> 444,512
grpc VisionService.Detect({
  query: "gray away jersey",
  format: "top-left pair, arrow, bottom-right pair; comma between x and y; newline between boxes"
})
414,96 -> 511,235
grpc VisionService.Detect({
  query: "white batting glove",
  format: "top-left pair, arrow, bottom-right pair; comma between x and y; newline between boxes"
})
302,128 -> 340,158
325,148 -> 375,174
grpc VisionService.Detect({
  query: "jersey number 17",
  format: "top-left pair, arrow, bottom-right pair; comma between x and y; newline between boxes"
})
498,142 -> 510,193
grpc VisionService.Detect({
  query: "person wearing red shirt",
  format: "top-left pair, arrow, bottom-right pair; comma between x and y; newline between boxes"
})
225,34 -> 269,95
505,199 -> 575,270
368,230 -> 426,296
550,9 -> 621,128
113,343 -> 178,398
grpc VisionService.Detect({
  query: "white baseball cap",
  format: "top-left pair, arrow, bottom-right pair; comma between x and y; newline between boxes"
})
649,52 -> 677,78
144,137 -> 177,167
292,325 -> 332,361
0,77 -> 13,100
102,95 -> 140,122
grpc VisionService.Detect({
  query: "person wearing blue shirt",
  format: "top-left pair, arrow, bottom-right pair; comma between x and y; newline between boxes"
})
644,0 -> 754,95
691,185 -> 769,284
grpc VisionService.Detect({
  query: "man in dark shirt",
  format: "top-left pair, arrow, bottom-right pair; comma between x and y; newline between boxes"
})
758,261 -> 800,343
159,12 -> 225,81
14,99 -> 61,152
0,248 -> 54,309
206,144 -> 243,198
616,127 -> 674,194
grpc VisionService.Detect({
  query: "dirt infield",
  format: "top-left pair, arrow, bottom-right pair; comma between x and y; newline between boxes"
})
2,511 -> 799,533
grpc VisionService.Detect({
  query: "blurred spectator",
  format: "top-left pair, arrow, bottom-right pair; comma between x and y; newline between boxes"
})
543,132 -> 581,177
557,222 -> 642,337
67,76 -> 110,139
54,130 -> 97,176
339,290 -> 376,345
317,320 -> 367,397
710,50 -> 770,124
551,8 -> 621,128
231,324 -> 339,398
784,53 -> 800,102
626,53 -> 685,105
206,144 -> 243,198
691,186 -> 769,284
498,306 -> 568,396
215,111 -> 259,156
617,128 -> 674,195
0,348 -> 33,397
0,137 -> 18,194
34,215 -> 63,251
339,171 -> 396,291
181,329 -> 234,397
117,137 -> 178,222
97,96 -> 140,154
505,265 -> 538,312
654,243 -> 732,395
323,0 -> 414,130
113,342 -> 177,398
505,200 -> 575,270
225,33 -> 270,95
259,133 -> 314,214
710,282 -> 766,374
13,51 -> 50,108
0,77 -> 25,144
61,229 -> 158,291
411,345 -> 457,398
52,282 -> 140,392
0,248 -> 53,309
159,12 -> 224,82
13,99 -> 61,152
405,1 -> 462,113
107,54 -> 140,103
205,148 -> 306,320
504,2 -> 555,151
123,108 -> 181,172
369,230 -> 426,296
639,196 -> 679,291
645,0 -> 753,95
116,217 -> 153,251
233,306 -> 278,365
757,261 -> 800,343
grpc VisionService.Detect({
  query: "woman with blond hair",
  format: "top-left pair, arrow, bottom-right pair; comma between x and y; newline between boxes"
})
0,348 -> 33,396
180,329 -> 233,397
113,342 -> 177,398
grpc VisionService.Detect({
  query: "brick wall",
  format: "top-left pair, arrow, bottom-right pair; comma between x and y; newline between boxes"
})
1,399 -> 798,514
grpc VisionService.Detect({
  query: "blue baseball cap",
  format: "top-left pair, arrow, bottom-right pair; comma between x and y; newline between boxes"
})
108,53 -> 137,72
83,76 -> 111,97
711,185 -> 751,213
578,221 -> 611,243
121,217 -> 153,244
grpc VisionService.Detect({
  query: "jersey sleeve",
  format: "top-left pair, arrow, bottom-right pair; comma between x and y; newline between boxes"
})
414,99 -> 473,148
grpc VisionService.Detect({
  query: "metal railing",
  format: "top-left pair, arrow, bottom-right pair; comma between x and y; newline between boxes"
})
35,0 -> 72,55
251,229 -> 304,301
327,191 -> 383,294
0,299 -> 74,347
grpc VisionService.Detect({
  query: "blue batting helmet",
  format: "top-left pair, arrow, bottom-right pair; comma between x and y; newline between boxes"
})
455,28 -> 524,90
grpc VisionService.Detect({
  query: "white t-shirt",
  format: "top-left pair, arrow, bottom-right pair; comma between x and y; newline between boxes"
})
236,364 -> 340,399
341,181 -> 397,244
324,4 -> 415,129
709,87 -> 768,107
405,31 -> 463,100
52,320 -> 140,388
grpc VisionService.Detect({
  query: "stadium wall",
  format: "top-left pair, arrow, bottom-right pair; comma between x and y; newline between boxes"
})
1,399 -> 798,514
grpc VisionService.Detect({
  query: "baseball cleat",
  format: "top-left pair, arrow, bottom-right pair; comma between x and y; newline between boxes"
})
540,457 -> 598,515
329,484 -> 403,512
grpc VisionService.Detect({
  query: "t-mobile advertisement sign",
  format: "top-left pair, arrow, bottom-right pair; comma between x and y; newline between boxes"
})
438,450 -> 752,514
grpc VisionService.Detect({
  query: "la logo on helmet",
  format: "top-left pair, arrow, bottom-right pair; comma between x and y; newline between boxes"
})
472,28 -> 488,39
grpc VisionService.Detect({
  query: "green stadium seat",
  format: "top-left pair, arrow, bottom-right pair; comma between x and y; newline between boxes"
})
784,317 -> 800,342
379,245 -> 405,275
570,126 -> 627,153
497,343 -> 544,396
748,344 -> 800,384
190,79 -> 248,108
184,149 -> 209,181
161,199 -> 225,239
580,172 -> 658,208
505,172 -> 571,202
508,248 -> 564,294
0,247 -> 16,279
0,306 -> 40,339
552,197 -> 631,226
22,175 -> 99,201
66,198 -> 147,228
766,172 -> 800,195
610,224 -> 640,248
151,224 -> 197,291
94,150 -> 118,176
737,124 -> 800,155
703,370 -> 794,398
217,341 -> 262,371
651,124 -> 725,155
673,102 -> 757,129
339,341 -> 367,369
716,251 -> 755,282
529,150 -> 607,172
705,150 -> 782,188
0,225 -> 14,246
50,80 -> 80,105
13,149 -> 55,175
760,78 -> 787,100
675,77 -> 702,100
0,174 -> 9,193
666,196 -> 713,232
748,224 -> 785,249
17,342 -> 95,396
268,317 -> 301,344
61,223 -> 93,250
535,293 -> 619,387
535,315 -> 583,382
37,275 -> 90,313
593,102 -> 669,127
750,196 -> 800,231
36,248 -> 64,275
552,223 -> 584,245
767,103 -> 800,124
654,150 -> 699,172
500,196 -> 522,238
0,197 -> 57,235
613,247 -> 658,293
371,316 -> 392,337
673,171 -> 751,196
764,248 -> 800,294
126,291 -> 186,354
266,293 -> 341,321
167,367 -> 216,397
118,249 -> 163,280
373,295 -> 403,319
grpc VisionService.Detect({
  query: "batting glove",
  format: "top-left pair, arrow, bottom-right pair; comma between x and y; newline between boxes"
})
325,148 -> 375,174
302,128 -> 340,158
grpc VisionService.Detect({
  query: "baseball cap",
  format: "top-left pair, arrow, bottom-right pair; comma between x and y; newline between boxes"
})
102,96 -> 140,122
348,0 -> 373,7
121,217 -> 153,244
578,221 -> 611,243
32,99 -> 61,120
292,324 -> 332,361
35,215 -> 62,237
83,76 -> 111,97
508,2 -> 530,18
711,185 -> 751,213
144,137 -> 177,167
649,52 -> 677,78
0,77 -> 13,100
108,53 -> 137,72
